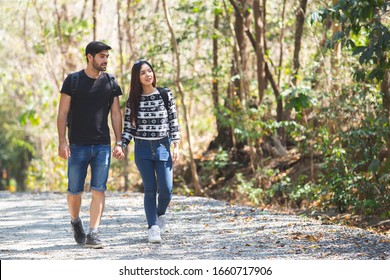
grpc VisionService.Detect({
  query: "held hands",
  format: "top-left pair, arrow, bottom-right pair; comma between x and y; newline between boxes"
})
112,145 -> 125,160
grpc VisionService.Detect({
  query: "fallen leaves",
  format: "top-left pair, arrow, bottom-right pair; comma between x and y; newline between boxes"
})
289,232 -> 324,242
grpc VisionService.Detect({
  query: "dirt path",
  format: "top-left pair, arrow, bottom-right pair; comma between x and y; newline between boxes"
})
0,191 -> 389,260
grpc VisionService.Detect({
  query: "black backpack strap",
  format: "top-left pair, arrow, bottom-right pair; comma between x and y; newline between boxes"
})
70,72 -> 80,96
107,73 -> 118,108
157,87 -> 169,112
67,72 -> 80,127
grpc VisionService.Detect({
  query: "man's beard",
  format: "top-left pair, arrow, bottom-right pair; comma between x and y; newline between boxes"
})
93,60 -> 107,71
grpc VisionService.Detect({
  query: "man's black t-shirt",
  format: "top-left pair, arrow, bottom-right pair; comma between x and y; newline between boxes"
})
60,70 -> 122,145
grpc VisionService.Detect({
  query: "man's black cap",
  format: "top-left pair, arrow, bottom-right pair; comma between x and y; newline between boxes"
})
85,41 -> 112,56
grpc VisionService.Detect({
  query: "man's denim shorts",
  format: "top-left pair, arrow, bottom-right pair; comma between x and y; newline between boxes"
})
67,144 -> 111,195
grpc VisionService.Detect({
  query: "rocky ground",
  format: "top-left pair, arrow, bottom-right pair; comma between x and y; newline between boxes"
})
0,191 -> 389,260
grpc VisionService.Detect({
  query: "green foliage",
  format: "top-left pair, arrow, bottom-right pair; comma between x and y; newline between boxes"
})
19,110 -> 41,126
312,0 -> 390,81
315,85 -> 390,215
0,112 -> 35,191
235,173 -> 263,205
281,86 -> 318,120
289,181 -> 319,206
216,99 -> 272,145
58,17 -> 91,43
202,148 -> 231,170
267,172 -> 290,198
198,148 -> 240,193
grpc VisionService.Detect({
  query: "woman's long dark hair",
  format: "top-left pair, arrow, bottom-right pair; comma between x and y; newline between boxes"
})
127,60 -> 157,126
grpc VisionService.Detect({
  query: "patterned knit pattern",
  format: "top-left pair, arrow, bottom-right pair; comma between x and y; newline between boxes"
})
122,88 -> 180,145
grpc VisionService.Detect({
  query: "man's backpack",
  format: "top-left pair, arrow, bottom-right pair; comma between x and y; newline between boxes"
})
67,71 -> 118,126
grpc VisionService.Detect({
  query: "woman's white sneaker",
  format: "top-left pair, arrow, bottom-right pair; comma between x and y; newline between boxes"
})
148,225 -> 161,243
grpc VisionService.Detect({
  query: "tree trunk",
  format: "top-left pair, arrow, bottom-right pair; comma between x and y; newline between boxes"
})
278,0 -> 287,88
92,0 -> 98,40
381,69 -> 390,163
212,11 -> 219,115
161,0 -> 202,196
230,0 -> 285,150
208,7 -> 234,150
248,0 -> 267,171
331,0 -> 342,91
116,0 -> 125,88
232,2 -> 244,103
228,0 -> 251,106
229,0 -> 281,121
291,0 -> 307,87
79,0 -> 88,21
124,0 -> 136,69
253,0 -> 266,104
116,0 -> 130,192
311,18 -> 330,90
275,0 -> 286,141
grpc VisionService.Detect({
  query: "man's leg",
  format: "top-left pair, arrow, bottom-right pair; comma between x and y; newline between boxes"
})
85,191 -> 105,248
86,144 -> 110,248
89,144 -> 110,230
68,193 -> 82,220
67,145 -> 89,244
89,190 -> 105,229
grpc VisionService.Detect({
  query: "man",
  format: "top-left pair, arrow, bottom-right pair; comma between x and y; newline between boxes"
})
57,41 -> 125,248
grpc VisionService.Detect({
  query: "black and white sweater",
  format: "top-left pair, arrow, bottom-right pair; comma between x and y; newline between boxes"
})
122,88 -> 180,146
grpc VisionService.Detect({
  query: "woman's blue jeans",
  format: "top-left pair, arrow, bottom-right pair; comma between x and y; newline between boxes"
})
134,137 -> 173,229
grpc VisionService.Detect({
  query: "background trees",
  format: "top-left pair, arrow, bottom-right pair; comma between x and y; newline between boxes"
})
0,0 -> 389,218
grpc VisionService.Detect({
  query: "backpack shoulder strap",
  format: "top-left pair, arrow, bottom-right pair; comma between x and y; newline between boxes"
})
70,71 -> 80,96
67,71 -> 80,127
106,73 -> 118,107
107,73 -> 118,94
67,72 -> 79,127
157,87 -> 169,112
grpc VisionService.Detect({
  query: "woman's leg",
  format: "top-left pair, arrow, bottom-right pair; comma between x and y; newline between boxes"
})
156,160 -> 173,217
135,158 -> 158,228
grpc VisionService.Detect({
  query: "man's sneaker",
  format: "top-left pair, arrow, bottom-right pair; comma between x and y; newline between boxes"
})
148,225 -> 161,243
71,219 -> 86,244
157,215 -> 166,234
85,232 -> 104,249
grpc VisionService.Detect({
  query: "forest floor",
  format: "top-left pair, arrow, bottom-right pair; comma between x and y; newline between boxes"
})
192,147 -> 390,237
0,191 -> 389,260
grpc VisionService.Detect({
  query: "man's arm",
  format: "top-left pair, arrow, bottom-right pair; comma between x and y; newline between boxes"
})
111,96 -> 125,160
57,93 -> 71,159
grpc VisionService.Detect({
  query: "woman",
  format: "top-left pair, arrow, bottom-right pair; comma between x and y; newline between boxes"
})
121,60 -> 180,243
